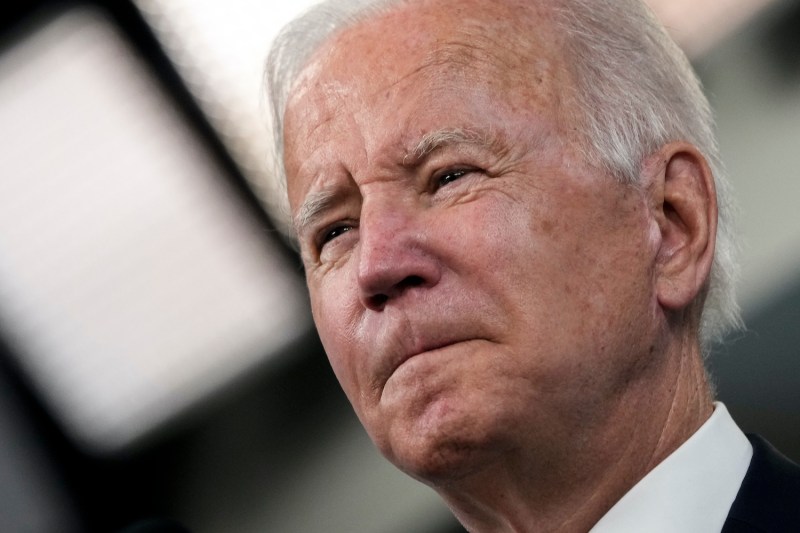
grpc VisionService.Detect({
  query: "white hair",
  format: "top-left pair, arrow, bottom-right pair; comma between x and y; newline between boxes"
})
265,0 -> 400,199
264,0 -> 742,349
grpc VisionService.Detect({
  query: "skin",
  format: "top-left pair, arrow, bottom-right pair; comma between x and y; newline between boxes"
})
282,0 -> 717,530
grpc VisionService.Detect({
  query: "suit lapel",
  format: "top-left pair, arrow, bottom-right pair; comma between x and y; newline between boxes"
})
722,434 -> 800,532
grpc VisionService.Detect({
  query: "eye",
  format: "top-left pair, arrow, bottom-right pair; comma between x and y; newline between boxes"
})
318,223 -> 354,248
436,168 -> 471,188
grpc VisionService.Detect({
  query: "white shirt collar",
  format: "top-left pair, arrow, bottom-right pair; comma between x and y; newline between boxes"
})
590,402 -> 752,533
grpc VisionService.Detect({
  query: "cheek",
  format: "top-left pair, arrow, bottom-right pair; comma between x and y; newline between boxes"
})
308,273 -> 362,396
463,183 -> 655,358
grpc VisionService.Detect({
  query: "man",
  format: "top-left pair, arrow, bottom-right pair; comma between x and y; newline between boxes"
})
265,0 -> 800,531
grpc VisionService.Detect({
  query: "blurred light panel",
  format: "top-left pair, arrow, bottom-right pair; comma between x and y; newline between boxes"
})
0,9 -> 308,454
646,0 -> 778,57
132,0 -> 319,233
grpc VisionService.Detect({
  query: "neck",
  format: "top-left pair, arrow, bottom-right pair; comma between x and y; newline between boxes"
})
433,334 -> 713,533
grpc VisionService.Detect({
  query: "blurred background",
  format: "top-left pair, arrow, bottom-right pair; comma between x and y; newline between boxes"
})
0,0 -> 797,532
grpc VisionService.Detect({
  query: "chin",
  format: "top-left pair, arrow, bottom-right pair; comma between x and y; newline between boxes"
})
378,395 -> 510,485
396,437 -> 491,485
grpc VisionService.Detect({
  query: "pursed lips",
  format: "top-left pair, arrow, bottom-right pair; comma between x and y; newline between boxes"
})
376,332 -> 475,398
405,339 -> 462,363
359,300 -> 492,399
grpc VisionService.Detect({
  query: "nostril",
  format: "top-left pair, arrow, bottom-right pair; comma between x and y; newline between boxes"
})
402,275 -> 425,288
369,294 -> 389,308
365,276 -> 425,310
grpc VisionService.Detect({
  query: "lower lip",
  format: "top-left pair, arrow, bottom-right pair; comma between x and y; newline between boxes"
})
380,340 -> 477,401
395,340 -> 466,373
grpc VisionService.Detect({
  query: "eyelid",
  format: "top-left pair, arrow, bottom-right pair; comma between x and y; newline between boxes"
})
315,219 -> 358,251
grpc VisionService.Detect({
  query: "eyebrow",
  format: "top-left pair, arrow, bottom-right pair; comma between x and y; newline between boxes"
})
294,187 -> 341,239
403,127 -> 493,167
294,127 -> 500,238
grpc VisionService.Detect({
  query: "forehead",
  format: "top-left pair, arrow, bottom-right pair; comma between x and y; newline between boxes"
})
287,0 -> 568,109
293,0 -> 564,95
283,0 -> 573,203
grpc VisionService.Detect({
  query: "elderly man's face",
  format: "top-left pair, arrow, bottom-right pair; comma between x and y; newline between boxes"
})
283,0 -> 666,480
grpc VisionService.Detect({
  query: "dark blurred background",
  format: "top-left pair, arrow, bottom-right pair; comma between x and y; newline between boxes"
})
0,1 -> 797,532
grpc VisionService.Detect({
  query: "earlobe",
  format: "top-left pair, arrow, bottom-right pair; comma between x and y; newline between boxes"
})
650,143 -> 717,312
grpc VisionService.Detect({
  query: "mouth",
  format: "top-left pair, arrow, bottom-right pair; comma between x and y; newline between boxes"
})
407,340 -> 462,360
382,338 -> 472,388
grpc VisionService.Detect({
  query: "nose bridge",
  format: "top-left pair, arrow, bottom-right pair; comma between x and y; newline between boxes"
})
358,192 -> 416,278
357,191 -> 439,308
360,190 -> 409,242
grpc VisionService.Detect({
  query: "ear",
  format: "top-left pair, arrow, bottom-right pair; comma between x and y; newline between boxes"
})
648,142 -> 717,312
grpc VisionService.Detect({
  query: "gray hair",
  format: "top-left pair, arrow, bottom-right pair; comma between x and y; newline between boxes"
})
264,0 -> 741,349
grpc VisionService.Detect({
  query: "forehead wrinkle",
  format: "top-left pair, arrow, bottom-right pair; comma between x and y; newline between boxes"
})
428,34 -> 531,76
292,80 -> 353,140
358,24 -> 544,104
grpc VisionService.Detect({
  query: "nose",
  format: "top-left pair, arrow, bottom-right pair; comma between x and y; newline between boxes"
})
356,200 -> 441,311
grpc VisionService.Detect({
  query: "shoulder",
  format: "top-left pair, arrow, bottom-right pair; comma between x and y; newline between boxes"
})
722,434 -> 800,533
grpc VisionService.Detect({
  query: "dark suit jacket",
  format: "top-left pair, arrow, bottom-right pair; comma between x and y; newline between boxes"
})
722,434 -> 800,532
